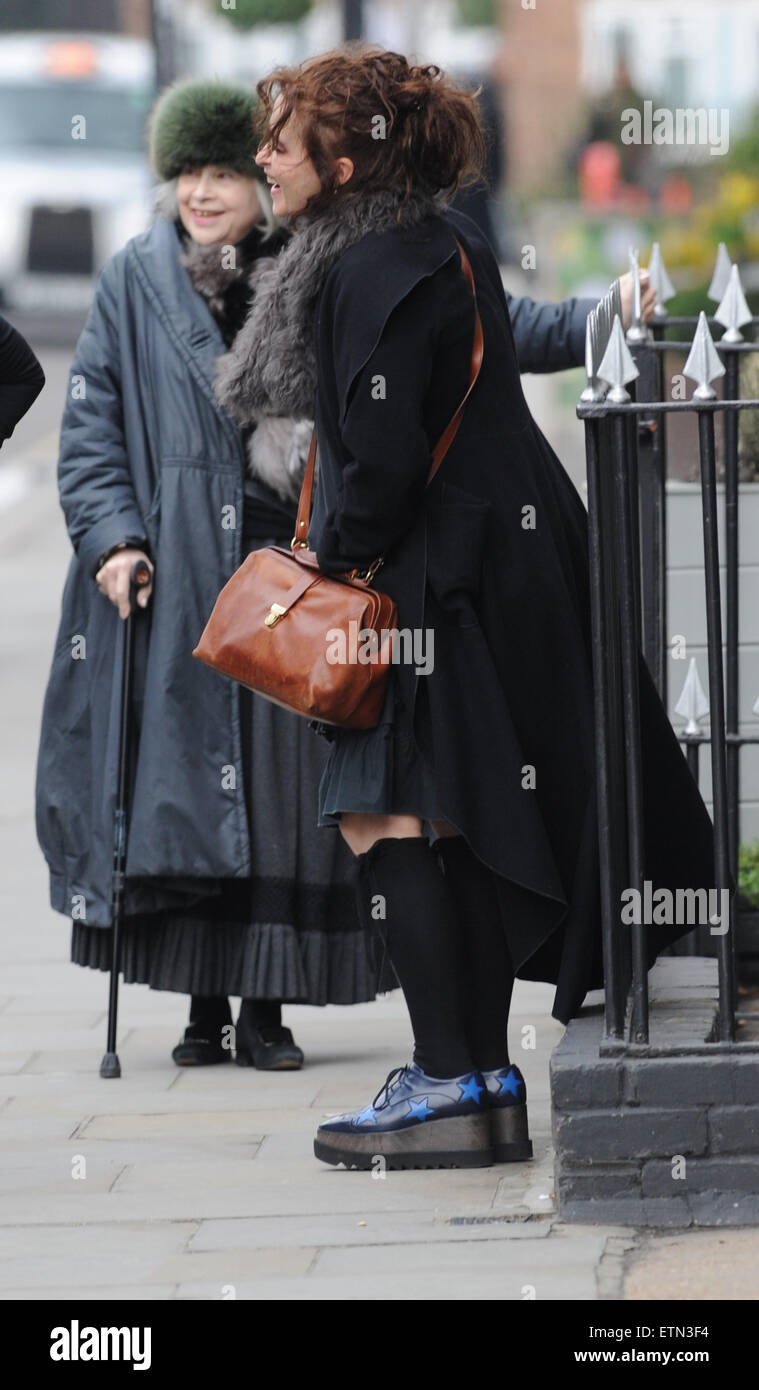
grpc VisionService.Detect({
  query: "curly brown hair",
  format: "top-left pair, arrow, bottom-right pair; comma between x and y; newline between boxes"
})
254,43 -> 487,220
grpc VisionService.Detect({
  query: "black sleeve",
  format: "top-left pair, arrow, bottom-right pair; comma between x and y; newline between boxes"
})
313,273 -> 439,576
506,292 -> 597,374
0,315 -> 45,445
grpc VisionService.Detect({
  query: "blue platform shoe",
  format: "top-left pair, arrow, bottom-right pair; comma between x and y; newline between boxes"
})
482,1064 -> 533,1162
314,1062 -> 495,1170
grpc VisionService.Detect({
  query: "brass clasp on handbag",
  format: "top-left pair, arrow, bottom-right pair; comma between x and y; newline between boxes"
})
264,602 -> 287,628
347,556 -> 384,585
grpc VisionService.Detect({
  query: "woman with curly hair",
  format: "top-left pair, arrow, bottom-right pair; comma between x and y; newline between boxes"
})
216,45 -> 717,1169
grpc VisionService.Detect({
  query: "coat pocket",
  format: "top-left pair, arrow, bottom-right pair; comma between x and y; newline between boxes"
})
424,480 -> 492,626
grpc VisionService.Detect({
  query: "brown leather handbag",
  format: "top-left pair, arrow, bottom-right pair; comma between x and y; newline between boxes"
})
192,238 -> 483,729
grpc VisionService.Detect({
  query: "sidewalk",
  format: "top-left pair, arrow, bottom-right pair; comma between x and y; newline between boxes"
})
2,451 -> 758,1301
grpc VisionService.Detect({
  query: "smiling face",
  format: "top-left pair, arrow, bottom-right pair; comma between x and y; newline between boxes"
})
255,92 -> 353,217
176,165 -> 264,245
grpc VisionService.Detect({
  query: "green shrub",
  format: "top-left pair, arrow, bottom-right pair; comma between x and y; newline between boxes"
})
738,841 -> 759,908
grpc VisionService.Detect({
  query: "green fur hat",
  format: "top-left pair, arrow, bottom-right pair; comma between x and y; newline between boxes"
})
148,78 -> 263,181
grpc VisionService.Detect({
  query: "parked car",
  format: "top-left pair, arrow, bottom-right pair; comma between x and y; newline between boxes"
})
0,31 -> 155,312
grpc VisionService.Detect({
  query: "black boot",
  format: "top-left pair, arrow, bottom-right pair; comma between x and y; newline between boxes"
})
234,999 -> 304,1070
171,995 -> 233,1067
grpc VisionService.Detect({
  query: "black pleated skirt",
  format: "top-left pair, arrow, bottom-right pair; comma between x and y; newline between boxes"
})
315,670 -> 446,828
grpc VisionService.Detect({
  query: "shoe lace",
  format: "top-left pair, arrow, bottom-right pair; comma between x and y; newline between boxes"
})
372,1065 -> 409,1111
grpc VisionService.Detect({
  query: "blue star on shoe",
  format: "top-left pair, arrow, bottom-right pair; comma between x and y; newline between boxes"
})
497,1070 -> 523,1099
406,1095 -> 434,1122
482,1064 -> 527,1107
355,1105 -> 376,1125
457,1073 -> 485,1104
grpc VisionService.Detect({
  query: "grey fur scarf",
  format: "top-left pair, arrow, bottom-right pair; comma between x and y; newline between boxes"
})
174,212 -> 314,503
213,182 -> 447,437
178,234 -> 249,321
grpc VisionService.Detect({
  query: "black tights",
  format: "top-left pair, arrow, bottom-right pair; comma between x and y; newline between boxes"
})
353,833 -> 514,1079
433,834 -> 515,1073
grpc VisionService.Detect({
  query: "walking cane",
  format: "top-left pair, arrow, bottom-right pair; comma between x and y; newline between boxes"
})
100,557 -> 152,1079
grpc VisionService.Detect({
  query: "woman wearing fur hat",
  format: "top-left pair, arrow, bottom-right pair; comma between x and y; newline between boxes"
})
215,46 -> 718,1169
35,79 -> 382,1070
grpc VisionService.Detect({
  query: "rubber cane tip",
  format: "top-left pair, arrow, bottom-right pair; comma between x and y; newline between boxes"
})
99,1052 -> 122,1079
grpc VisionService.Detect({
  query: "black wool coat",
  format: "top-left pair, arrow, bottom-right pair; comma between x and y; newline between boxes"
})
307,205 -> 718,1025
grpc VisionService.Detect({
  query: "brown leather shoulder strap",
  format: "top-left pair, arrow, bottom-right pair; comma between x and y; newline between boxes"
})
427,242 -> 483,486
292,237 -> 483,550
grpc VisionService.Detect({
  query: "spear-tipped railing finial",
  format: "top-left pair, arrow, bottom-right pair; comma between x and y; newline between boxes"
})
674,658 -> 710,736
714,263 -> 752,343
707,242 -> 732,303
683,311 -> 726,399
648,242 -> 675,319
626,245 -> 651,343
597,314 -> 640,402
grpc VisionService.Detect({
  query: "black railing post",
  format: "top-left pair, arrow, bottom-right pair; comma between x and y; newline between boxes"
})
633,326 -> 668,705
611,407 -> 648,1042
584,413 -> 631,1039
723,347 -> 741,913
696,401 -> 737,1040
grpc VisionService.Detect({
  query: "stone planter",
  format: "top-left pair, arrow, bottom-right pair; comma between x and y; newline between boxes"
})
552,959 -> 759,1227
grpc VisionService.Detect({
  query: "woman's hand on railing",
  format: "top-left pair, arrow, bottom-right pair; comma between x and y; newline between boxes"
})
95,548 -> 154,620
619,269 -> 657,329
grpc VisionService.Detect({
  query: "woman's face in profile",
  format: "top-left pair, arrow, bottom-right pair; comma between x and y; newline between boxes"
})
177,164 -> 264,246
256,93 -> 352,217
255,95 -> 321,218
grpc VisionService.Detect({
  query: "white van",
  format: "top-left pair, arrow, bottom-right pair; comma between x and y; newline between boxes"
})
0,32 -> 155,311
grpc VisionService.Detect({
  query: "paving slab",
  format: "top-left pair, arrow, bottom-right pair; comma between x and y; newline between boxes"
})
78,1109 -> 306,1140
149,1246 -> 317,1283
311,1231 -> 610,1281
172,1265 -> 596,1301
0,1157 -> 125,1194
111,1160 -> 267,1192
187,1211 -> 554,1251
623,1229 -> 759,1299
0,1052 -> 37,1074
0,1187 -> 519,1227
0,1221 -> 197,1289
0,1286 -> 178,1301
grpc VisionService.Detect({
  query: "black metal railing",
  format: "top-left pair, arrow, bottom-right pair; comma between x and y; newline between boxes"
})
578,245 -> 759,1050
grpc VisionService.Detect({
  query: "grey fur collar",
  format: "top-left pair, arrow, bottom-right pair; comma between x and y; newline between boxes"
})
178,234 -> 249,319
213,184 -> 447,425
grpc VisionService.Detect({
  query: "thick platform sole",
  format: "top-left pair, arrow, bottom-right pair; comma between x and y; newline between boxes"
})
234,1046 -> 303,1071
314,1112 -> 495,1170
490,1102 -> 533,1162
